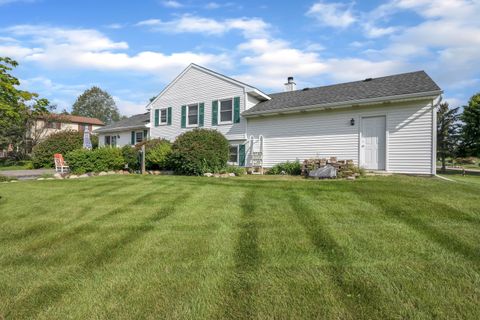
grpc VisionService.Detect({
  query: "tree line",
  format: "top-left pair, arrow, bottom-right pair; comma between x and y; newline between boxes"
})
437,94 -> 480,172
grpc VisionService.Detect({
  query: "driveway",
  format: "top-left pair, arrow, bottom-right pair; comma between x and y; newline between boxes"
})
1,169 -> 55,179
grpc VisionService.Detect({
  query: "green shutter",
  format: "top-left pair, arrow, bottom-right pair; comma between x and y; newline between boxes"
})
181,105 -> 186,128
199,103 -> 204,127
131,131 -> 135,145
234,96 -> 240,123
167,107 -> 172,125
154,109 -> 159,126
212,100 -> 218,126
239,144 -> 245,166
143,130 -> 148,140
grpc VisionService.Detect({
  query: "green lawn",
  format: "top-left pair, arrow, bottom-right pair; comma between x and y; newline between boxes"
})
0,174 -> 479,319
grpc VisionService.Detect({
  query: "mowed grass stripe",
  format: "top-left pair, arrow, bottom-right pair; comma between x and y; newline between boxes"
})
3,179 -> 188,319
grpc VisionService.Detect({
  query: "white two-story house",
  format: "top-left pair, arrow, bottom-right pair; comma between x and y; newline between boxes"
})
104,63 -> 442,174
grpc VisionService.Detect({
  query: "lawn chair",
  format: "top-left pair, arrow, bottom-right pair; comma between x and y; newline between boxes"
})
54,153 -> 70,173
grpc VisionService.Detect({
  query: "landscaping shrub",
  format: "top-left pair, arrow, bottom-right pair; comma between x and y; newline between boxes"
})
267,161 -> 302,175
170,129 -> 229,175
0,174 -> 15,182
220,165 -> 246,176
32,130 -> 84,168
65,147 -> 124,174
121,145 -> 140,171
136,139 -> 172,170
336,165 -> 366,178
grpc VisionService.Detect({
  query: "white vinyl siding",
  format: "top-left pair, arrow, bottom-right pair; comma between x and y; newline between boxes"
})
150,66 -> 246,141
246,100 -> 435,174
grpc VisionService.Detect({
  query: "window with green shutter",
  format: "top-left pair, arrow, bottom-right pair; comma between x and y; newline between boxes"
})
239,144 -> 245,166
181,105 -> 186,128
167,107 -> 172,125
212,100 -> 218,126
199,103 -> 204,127
154,109 -> 159,127
233,96 -> 240,123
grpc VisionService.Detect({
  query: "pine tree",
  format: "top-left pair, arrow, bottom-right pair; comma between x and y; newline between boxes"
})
437,101 -> 459,173
459,93 -> 480,157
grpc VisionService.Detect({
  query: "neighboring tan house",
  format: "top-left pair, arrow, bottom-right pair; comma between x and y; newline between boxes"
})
26,114 -> 104,152
95,113 -> 150,147
99,63 -> 443,175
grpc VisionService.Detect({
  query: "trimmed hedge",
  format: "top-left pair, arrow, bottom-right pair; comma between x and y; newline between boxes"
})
32,130 -> 84,168
122,145 -> 140,171
170,129 -> 229,175
136,139 -> 172,170
65,147 -> 124,174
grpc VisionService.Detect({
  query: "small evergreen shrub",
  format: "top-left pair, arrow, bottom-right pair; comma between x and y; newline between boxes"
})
65,147 -> 124,174
136,139 -> 172,170
170,129 -> 229,175
267,161 -> 302,175
32,130 -> 84,168
122,145 -> 140,171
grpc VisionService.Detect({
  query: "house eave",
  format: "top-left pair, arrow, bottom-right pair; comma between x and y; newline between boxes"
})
94,124 -> 149,134
242,90 -> 443,118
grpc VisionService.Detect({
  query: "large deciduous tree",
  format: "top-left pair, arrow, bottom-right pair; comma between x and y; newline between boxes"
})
0,57 -> 53,154
436,100 -> 459,173
459,93 -> 480,157
72,86 -> 120,124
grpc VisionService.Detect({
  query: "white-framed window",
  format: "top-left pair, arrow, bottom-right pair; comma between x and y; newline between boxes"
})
135,131 -> 143,143
187,103 -> 198,126
160,108 -> 167,124
105,135 -> 111,146
111,135 -> 117,147
229,145 -> 239,164
220,98 -> 233,124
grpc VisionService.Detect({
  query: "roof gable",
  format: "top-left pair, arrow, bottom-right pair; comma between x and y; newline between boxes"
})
147,63 -> 269,108
94,113 -> 149,133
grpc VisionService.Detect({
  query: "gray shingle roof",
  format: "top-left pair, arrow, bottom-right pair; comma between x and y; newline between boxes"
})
94,113 -> 149,133
243,71 -> 442,116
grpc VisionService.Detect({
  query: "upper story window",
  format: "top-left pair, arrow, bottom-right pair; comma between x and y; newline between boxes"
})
160,108 -> 167,124
46,121 -> 61,129
220,99 -> 233,124
187,103 -> 198,126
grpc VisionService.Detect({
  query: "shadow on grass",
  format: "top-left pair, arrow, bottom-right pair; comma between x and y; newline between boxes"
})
221,190 -> 261,319
289,193 -> 386,318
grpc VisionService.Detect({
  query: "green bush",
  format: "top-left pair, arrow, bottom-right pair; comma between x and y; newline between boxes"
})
220,165 -> 246,176
122,146 -> 140,171
170,129 -> 229,175
32,130 -> 84,168
65,147 -> 125,174
267,161 -> 302,175
136,139 -> 172,170
454,157 -> 478,165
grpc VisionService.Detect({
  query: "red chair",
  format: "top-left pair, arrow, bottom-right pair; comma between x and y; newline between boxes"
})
54,154 -> 70,173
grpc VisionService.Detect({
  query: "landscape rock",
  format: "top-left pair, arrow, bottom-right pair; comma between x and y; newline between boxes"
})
46,178 -> 55,180
213,174 -> 221,178
160,170 -> 174,175
123,171 -> 130,175
79,174 -> 89,178
53,173 -> 64,179
346,176 -> 356,181
98,171 -> 108,176
148,171 -> 153,175
153,170 -> 161,175
10,180 -> 18,183
107,171 -> 116,175
203,173 -> 213,177
37,178 -> 45,181
69,175 -> 79,179
228,173 -> 236,177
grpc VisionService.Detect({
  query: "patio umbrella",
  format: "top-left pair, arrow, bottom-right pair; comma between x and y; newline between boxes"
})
83,130 -> 92,150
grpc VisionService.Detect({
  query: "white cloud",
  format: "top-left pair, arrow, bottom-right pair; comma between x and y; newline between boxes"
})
113,96 -> 148,116
136,15 -> 269,38
306,1 -> 356,28
161,0 -> 183,8
2,25 -> 231,78
205,2 -> 220,9
104,23 -> 124,29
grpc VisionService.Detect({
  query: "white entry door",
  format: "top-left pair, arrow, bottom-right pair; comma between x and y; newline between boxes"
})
361,116 -> 386,170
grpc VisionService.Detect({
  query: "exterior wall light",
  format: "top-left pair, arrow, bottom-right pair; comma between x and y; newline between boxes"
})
350,118 -> 355,126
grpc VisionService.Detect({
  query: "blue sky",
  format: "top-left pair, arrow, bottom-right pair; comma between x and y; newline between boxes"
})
1,0 -> 479,115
